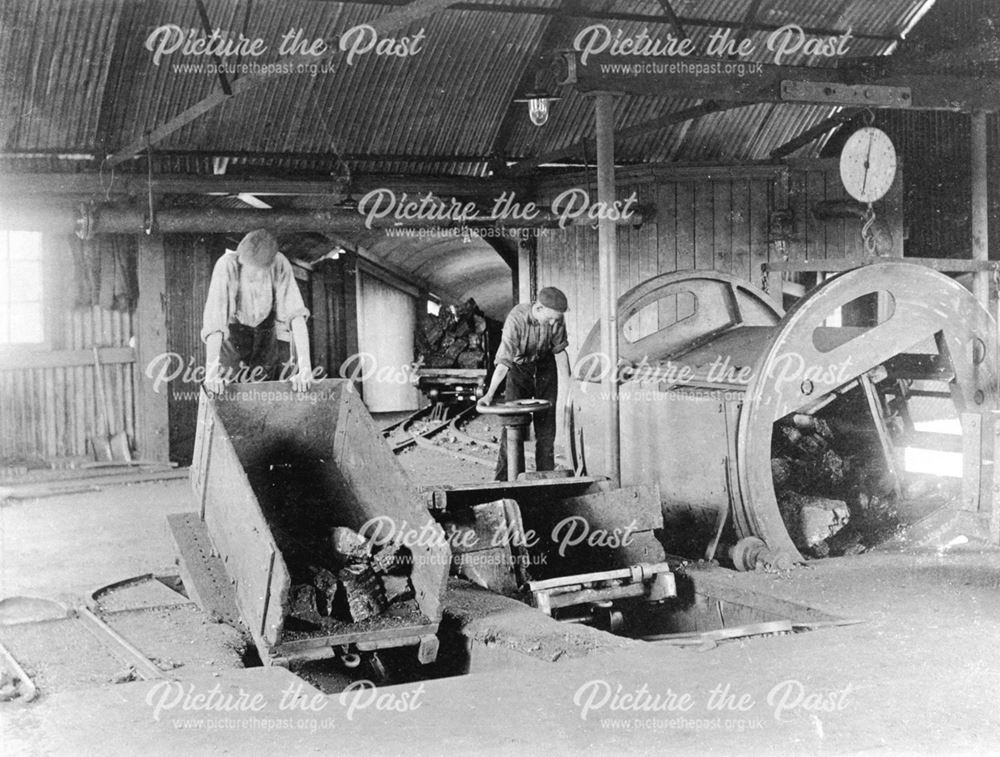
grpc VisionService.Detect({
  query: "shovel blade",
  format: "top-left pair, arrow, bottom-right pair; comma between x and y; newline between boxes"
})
109,432 -> 132,462
90,435 -> 113,462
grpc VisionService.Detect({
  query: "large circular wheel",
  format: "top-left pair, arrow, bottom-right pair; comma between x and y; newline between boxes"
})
737,262 -> 998,560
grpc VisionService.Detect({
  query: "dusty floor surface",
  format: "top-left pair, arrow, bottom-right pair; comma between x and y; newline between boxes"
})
3,463 -> 1000,754
388,408 -> 554,488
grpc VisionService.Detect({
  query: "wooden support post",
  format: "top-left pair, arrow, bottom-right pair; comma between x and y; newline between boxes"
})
594,92 -> 621,488
134,234 -> 170,462
972,111 -> 989,308
517,233 -> 536,304
311,264 -> 332,375
981,413 -> 995,521
962,412 -> 983,512
992,411 -> 1000,544
343,258 -> 360,392
960,412 -> 994,517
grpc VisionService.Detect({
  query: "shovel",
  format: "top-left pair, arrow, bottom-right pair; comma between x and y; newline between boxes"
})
90,346 -> 132,462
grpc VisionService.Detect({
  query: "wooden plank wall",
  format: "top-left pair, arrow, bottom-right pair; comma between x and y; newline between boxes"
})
0,235 -> 135,461
536,159 -> 903,359
163,235 -> 217,465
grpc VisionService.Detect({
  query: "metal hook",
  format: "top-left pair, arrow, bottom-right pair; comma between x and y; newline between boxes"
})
863,108 -> 875,127
861,203 -> 877,256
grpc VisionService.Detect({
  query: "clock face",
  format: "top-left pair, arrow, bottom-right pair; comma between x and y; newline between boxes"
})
839,127 -> 897,204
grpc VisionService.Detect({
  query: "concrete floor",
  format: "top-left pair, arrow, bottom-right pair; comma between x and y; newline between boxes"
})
4,477 -> 1000,755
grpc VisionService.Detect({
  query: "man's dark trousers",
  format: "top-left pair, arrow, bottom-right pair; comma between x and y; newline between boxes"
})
495,354 -> 557,481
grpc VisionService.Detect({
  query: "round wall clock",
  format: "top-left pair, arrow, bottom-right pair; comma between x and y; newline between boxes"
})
839,127 -> 897,204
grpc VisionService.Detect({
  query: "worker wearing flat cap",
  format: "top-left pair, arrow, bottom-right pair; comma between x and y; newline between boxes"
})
479,287 -> 571,480
201,229 -> 313,393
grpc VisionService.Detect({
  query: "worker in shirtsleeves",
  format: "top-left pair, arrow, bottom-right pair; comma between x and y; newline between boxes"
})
478,287 -> 571,481
201,229 -> 313,394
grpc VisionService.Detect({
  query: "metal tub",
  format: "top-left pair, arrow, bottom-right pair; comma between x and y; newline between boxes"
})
190,379 -> 449,665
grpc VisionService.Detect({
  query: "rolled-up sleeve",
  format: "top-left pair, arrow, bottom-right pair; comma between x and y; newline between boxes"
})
273,254 -> 310,331
201,255 -> 235,343
494,314 -> 523,369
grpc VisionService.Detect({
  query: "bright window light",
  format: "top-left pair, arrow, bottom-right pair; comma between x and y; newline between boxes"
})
902,417 -> 963,478
0,230 -> 44,344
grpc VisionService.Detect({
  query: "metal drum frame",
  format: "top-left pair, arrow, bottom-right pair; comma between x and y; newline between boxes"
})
574,264 -> 998,563
737,262 -> 997,559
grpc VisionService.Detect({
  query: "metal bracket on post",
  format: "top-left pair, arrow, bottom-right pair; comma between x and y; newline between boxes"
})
780,80 -> 911,108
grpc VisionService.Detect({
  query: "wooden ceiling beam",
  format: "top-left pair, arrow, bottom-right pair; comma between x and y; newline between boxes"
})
0,172 -> 531,200
769,107 -> 863,159
561,53 -> 1000,112
192,0 -> 233,96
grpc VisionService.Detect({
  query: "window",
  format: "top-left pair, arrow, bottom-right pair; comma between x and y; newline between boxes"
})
0,231 -> 44,344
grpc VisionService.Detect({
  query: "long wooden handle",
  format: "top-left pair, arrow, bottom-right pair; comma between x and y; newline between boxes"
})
92,346 -> 112,437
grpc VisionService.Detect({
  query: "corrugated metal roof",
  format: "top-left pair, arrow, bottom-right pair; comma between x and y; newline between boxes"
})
0,0 -> 955,309
1,0 -> 937,174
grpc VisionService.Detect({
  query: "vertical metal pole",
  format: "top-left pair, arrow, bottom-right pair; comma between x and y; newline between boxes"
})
594,93 -> 621,488
517,234 -> 535,304
972,111 -> 989,307
506,421 -> 525,482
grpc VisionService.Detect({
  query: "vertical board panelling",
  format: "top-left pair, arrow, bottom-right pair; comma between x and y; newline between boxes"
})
1,374 -> 8,456
675,182 -> 695,273
656,182 -> 677,327
165,235 -> 216,465
731,180 -> 751,281
44,367 -> 55,456
73,365 -> 82,456
53,366 -> 64,456
1,234 -> 136,461
713,181 -> 732,274
629,183 -> 640,290
1,374 -> 9,455
788,171 -> 808,263
694,181 -> 715,270
824,171 -> 846,260
845,205 -> 863,259
638,181 -> 658,338
675,181 -> 695,321
618,185 -> 630,309
806,170 -> 827,262
16,373 -> 24,457
749,179 -> 770,291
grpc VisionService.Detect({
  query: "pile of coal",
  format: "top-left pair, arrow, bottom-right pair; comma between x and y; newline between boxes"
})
772,410 -> 901,558
416,298 -> 488,369
287,526 -> 414,628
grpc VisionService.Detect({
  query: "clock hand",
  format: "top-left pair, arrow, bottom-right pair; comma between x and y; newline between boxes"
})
861,133 -> 874,195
